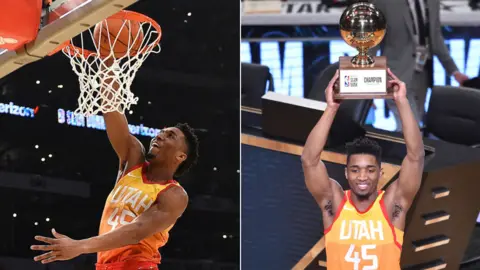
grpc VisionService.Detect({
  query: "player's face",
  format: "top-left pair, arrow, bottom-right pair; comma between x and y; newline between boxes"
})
345,154 -> 381,198
148,127 -> 187,164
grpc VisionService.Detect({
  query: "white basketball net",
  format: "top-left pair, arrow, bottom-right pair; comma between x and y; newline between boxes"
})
62,19 -> 161,116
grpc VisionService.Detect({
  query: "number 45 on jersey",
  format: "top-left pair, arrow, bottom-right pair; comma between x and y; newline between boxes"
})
345,244 -> 378,270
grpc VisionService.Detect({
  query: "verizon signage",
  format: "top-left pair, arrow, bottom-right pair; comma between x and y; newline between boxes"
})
242,0 -> 480,26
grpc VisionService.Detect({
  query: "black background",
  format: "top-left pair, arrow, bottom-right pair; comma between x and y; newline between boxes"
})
0,0 -> 240,269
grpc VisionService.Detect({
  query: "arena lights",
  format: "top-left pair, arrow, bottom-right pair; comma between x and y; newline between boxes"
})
41,157 -> 46,162
36,80 -> 40,84
35,145 -> 39,149
187,12 -> 191,16
213,167 -> 218,171
13,213 -> 17,218
34,222 -> 38,226
57,108 -> 161,138
46,218 -> 50,222
48,154 -> 53,158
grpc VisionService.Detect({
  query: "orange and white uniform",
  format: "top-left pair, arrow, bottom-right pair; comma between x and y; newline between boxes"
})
96,162 -> 182,270
325,190 -> 403,270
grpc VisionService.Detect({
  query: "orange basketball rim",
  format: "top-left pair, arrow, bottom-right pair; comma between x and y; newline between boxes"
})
52,10 -> 163,116
49,10 -> 162,58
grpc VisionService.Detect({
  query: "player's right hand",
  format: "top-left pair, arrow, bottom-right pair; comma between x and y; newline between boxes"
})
325,70 -> 342,109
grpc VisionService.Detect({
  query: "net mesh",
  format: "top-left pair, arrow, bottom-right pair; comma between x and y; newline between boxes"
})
62,17 -> 161,116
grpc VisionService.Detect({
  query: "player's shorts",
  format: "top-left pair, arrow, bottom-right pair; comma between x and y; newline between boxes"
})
95,261 -> 158,270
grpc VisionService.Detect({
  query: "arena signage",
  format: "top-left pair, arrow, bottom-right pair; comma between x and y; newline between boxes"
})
241,38 -> 480,97
0,101 -> 36,118
242,1 -> 479,26
57,108 -> 161,138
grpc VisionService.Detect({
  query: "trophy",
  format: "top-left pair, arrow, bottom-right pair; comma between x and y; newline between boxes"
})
336,1 -> 391,99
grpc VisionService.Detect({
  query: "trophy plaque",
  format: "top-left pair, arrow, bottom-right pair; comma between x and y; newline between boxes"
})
336,1 -> 392,99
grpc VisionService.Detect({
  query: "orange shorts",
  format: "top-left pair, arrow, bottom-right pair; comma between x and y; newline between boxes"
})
95,261 -> 158,270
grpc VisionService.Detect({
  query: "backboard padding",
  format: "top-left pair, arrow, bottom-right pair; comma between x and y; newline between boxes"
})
0,0 -> 138,79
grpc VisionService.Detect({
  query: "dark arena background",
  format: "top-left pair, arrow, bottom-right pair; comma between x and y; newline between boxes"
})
0,0 -> 240,269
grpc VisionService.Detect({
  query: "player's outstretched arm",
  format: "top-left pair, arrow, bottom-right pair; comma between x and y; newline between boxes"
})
386,69 -> 425,210
31,186 -> 188,264
302,70 -> 344,217
101,58 -> 144,171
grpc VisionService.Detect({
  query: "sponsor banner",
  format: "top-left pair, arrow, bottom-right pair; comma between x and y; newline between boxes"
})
0,101 -> 36,118
0,102 -> 160,138
57,109 -> 160,137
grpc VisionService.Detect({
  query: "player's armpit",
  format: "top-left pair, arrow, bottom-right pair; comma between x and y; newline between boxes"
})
324,179 -> 344,217
324,199 -> 334,217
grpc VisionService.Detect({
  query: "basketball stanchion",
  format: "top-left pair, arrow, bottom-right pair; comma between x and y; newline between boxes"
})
53,10 -> 162,116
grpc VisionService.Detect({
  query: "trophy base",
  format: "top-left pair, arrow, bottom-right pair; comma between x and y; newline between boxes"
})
335,56 -> 393,100
333,92 -> 394,99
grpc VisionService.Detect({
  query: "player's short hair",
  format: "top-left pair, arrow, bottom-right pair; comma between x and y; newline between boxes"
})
175,123 -> 199,177
346,137 -> 382,165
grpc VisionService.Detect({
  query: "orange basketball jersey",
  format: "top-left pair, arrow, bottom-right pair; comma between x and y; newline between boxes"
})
325,190 -> 403,270
97,162 -> 182,265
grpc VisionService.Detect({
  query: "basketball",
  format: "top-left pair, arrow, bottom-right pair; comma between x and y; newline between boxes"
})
93,16 -> 144,58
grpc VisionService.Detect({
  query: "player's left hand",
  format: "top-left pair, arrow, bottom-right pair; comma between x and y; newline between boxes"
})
387,68 -> 407,102
31,228 -> 84,264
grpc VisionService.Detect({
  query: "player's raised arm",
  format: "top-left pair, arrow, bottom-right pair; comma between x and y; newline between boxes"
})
103,111 -> 143,163
301,70 -> 344,215
386,68 -> 425,210
101,58 -> 144,169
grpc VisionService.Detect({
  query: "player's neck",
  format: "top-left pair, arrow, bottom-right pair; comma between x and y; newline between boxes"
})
144,162 -> 175,183
349,190 -> 378,211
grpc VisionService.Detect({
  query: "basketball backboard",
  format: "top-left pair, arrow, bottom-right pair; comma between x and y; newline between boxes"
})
0,0 -> 138,79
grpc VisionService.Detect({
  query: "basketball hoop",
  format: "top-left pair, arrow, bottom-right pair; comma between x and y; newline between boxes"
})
58,10 -> 161,116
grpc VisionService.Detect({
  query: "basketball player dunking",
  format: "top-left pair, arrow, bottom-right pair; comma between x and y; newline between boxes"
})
302,69 -> 424,269
30,61 -> 199,269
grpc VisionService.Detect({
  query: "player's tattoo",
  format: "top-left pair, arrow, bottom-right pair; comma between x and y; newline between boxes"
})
324,200 -> 334,216
392,203 -> 403,220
